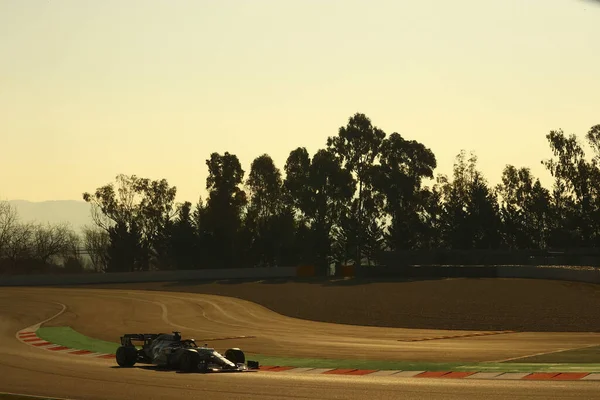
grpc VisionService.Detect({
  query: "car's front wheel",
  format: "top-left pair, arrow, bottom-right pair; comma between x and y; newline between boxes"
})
225,348 -> 245,364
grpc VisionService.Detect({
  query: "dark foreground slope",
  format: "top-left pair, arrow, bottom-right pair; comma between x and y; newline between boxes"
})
66,277 -> 600,332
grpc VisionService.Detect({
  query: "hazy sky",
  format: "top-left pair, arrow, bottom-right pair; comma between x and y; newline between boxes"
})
1,0 -> 599,203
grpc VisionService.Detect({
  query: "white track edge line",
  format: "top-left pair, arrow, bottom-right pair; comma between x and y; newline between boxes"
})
0,390 -> 75,400
491,344 -> 599,363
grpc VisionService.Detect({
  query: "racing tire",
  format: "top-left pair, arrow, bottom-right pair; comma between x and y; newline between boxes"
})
224,348 -> 245,364
180,351 -> 200,373
116,346 -> 137,367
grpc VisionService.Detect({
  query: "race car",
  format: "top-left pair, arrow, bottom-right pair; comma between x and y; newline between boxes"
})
115,331 -> 259,373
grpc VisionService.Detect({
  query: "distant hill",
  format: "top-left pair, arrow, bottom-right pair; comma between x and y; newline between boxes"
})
9,200 -> 94,232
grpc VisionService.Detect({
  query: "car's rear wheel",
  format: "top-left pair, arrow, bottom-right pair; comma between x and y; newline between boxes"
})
116,346 -> 137,367
225,348 -> 245,364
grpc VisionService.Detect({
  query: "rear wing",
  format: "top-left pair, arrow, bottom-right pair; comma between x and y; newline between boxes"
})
120,333 -> 160,347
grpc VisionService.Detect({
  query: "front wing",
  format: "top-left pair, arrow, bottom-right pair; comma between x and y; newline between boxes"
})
204,361 -> 260,373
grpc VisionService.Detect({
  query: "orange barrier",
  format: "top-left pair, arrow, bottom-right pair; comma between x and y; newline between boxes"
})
337,265 -> 355,277
296,265 -> 315,277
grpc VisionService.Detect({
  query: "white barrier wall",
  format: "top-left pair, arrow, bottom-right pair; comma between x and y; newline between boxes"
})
497,266 -> 600,284
0,267 -> 297,286
356,265 -> 600,284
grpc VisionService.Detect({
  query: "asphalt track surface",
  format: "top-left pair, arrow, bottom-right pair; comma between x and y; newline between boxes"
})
2,287 -> 600,399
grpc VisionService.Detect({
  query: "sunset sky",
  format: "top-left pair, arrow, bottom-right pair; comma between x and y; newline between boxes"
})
1,0 -> 599,203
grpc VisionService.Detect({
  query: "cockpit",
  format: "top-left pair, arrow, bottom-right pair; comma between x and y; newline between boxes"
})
155,334 -> 180,342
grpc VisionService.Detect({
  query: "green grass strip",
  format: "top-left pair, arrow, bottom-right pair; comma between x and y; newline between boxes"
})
454,362 -> 600,373
245,354 -> 467,371
35,326 -> 600,373
36,327 -> 119,355
246,354 -> 600,373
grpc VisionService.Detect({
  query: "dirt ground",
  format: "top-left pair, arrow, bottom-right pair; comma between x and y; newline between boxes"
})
3,288 -> 599,400
64,277 -> 600,332
15,286 -> 600,363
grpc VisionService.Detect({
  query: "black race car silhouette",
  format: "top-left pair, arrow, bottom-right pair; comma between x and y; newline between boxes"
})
115,331 -> 259,373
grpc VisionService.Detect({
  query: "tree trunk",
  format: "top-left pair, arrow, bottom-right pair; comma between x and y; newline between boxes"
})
356,178 -> 362,268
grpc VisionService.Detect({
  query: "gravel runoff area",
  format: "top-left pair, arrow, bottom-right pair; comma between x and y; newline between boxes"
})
66,277 -> 600,332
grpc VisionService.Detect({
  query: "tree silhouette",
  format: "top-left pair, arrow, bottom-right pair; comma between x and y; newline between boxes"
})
83,174 -> 177,271
82,226 -> 110,272
435,151 -> 503,249
496,165 -> 550,249
8,116 -> 581,275
372,132 -> 437,251
198,152 -> 247,268
284,148 -> 354,274
244,154 -> 295,267
542,129 -> 599,247
327,113 -> 386,266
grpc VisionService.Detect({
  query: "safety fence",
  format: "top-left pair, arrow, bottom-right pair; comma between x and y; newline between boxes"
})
2,264 -> 600,286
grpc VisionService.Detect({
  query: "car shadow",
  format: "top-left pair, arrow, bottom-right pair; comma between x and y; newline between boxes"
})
110,365 -> 259,374
110,365 -> 202,374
